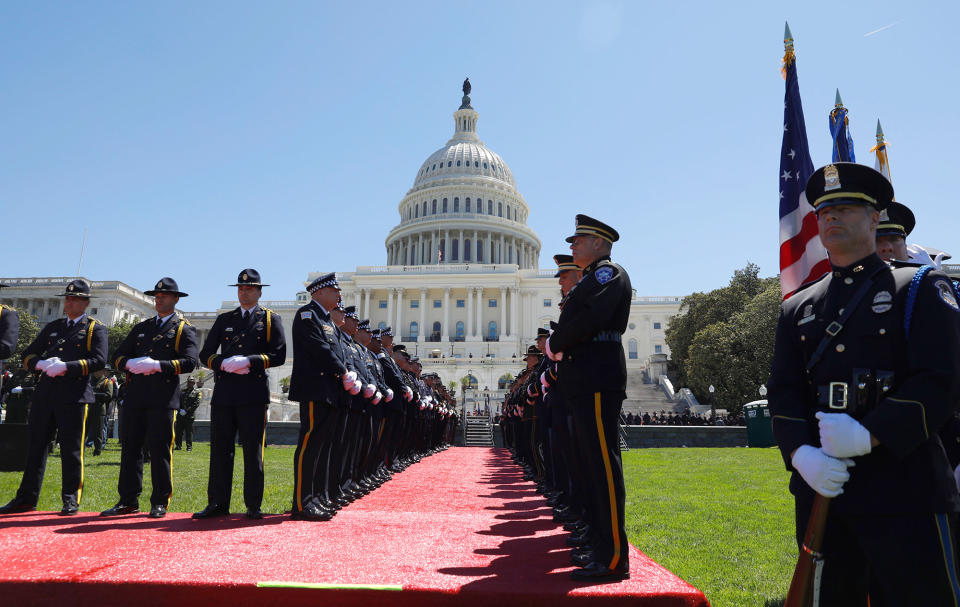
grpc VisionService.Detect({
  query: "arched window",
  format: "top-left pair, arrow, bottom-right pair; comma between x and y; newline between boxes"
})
409,321 -> 419,341
507,206 -> 511,220
488,200 -> 493,214
431,321 -> 441,342
628,339 -> 638,360
464,238 -> 471,261
423,201 -> 427,216
452,239 -> 459,261
465,197 -> 471,212
454,197 -> 459,212
465,373 -> 478,387
477,240 -> 483,262
455,321 -> 465,341
432,200 -> 437,214
443,198 -> 448,213
498,374 -> 511,389
414,206 -> 419,218
498,202 -> 503,217
487,321 -> 498,341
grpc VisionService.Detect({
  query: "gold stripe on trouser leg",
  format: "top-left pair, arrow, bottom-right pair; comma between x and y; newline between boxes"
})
166,414 -> 176,507
594,392 -> 621,570
78,404 -> 89,503
295,402 -> 315,510
378,419 -> 385,442
262,409 -> 268,452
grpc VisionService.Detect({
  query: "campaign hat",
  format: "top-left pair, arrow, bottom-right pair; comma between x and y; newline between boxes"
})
145,277 -> 188,297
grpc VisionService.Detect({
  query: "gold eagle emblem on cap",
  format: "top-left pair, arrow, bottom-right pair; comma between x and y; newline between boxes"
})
824,164 -> 841,192
67,284 -> 74,291
156,281 -> 163,289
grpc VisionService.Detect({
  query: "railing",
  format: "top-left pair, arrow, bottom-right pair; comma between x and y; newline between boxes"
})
355,264 -> 519,275
659,375 -> 676,400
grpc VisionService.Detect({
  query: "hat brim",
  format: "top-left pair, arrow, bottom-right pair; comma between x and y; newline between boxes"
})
229,283 -> 269,287
55,293 -> 93,298
144,290 -> 189,297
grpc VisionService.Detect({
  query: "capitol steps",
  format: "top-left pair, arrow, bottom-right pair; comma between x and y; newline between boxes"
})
463,413 -> 494,446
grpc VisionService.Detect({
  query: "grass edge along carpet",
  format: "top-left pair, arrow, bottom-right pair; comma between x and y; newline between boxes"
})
0,447 -> 709,607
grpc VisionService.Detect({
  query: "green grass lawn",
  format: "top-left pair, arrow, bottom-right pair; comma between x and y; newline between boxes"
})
0,444 -> 794,606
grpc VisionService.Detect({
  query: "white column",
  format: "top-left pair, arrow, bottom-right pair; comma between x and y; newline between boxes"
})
362,288 -> 370,319
473,230 -> 479,262
475,287 -> 483,339
395,288 -> 403,338
466,285 -> 474,338
509,287 -> 518,338
418,288 -> 427,343
487,233 -> 492,264
442,288 -> 450,341
458,229 -> 464,261
520,241 -> 525,269
497,286 -> 507,336
386,287 -> 394,329
500,234 -> 505,264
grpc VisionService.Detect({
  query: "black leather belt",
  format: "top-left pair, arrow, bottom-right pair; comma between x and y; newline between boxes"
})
816,370 -> 895,413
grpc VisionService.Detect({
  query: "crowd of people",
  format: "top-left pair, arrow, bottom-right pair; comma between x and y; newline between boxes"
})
622,410 -> 745,426
0,269 -> 458,521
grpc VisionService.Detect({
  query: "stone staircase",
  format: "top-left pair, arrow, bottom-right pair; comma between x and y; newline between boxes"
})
621,372 -> 683,416
463,413 -> 494,446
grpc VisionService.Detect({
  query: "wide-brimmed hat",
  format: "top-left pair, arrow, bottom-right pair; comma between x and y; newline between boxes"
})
144,277 -> 189,297
229,268 -> 269,287
56,279 -> 93,298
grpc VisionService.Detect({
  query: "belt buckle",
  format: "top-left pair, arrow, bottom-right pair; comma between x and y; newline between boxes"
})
828,382 -> 848,410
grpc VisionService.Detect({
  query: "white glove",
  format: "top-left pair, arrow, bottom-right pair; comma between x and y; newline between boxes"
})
362,384 -> 376,398
134,358 -> 162,375
350,380 -> 362,395
221,355 -> 251,373
178,408 -> 186,416
372,391 -> 383,405
527,384 -> 536,397
954,464 -> 960,493
816,412 -> 873,458
342,371 -> 358,390
419,400 -> 426,410
385,389 -> 394,402
45,361 -> 68,377
35,357 -> 60,372
404,387 -> 413,402
906,243 -> 937,267
545,337 -> 563,362
791,445 -> 855,498
540,372 -> 549,390
11,386 -> 22,394
124,356 -> 146,372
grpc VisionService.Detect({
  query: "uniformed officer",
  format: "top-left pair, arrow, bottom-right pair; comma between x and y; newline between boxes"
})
289,273 -> 354,521
0,279 -> 107,515
0,282 -> 19,362
768,162 -> 960,604
102,277 -> 198,519
193,269 -> 286,520
546,214 -> 632,581
874,201 -> 915,263
174,377 -> 201,451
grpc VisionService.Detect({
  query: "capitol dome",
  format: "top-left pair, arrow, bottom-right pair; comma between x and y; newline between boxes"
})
385,80 -> 541,269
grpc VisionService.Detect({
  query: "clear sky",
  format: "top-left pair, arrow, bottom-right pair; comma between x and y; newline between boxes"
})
2,1 -> 956,311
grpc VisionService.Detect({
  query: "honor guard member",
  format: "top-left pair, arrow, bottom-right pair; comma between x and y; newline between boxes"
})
289,273 -> 354,521
194,269 -> 287,520
103,278 -> 198,519
546,214 -> 632,582
875,201 -> 915,264
0,282 -> 19,362
0,279 -> 107,516
767,163 -> 960,604
174,377 -> 201,451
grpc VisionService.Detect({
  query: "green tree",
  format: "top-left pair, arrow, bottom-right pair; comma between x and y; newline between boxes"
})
107,319 -> 136,367
7,307 -> 40,369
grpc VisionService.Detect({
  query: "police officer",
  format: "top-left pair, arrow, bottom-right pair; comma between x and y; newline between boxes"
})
0,279 -> 107,515
193,269 -> 286,519
768,163 -> 960,603
0,282 -> 19,362
175,377 -> 201,451
102,278 -> 199,519
89,369 -> 114,455
546,214 -> 632,581
289,273 -> 354,521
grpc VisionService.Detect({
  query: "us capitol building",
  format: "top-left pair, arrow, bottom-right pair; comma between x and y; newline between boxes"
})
1,81 -> 682,400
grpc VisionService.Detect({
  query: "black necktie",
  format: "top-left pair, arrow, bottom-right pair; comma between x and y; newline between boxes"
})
156,318 -> 163,329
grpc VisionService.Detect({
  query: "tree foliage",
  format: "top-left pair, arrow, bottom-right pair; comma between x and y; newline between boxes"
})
664,263 -> 781,417
7,307 -> 40,369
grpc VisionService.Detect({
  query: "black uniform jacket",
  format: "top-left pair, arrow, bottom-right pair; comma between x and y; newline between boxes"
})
288,300 -> 347,406
113,315 -> 199,410
0,305 -> 19,360
768,253 -> 960,514
22,316 -> 107,404
377,353 -> 406,412
550,256 -> 632,397
199,306 -> 286,407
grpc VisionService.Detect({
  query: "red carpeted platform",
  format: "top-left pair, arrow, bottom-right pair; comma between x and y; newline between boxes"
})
0,447 -> 708,606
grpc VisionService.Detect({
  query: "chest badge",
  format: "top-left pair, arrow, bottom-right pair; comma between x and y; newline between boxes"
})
595,267 -> 614,284
871,290 -> 893,314
225,327 -> 234,332
935,280 -> 959,312
797,304 -> 816,326
137,333 -> 145,338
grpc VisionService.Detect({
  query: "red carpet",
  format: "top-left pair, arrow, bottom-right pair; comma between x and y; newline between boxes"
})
0,447 -> 708,606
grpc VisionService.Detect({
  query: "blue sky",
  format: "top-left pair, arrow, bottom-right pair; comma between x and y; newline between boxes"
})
2,1 -> 955,311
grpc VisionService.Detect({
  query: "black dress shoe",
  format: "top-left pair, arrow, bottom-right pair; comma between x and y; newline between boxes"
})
148,504 -> 167,518
570,561 -> 630,582
564,519 -> 587,532
0,498 -> 37,514
192,504 -> 229,519
59,503 -> 79,516
571,550 -> 595,567
100,502 -> 139,517
291,505 -> 332,521
245,508 -> 263,520
566,534 -> 591,548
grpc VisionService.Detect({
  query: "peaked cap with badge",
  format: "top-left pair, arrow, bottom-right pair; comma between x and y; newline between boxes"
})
307,272 -> 340,294
876,201 -> 916,239
565,214 -> 620,244
804,162 -> 893,213
145,277 -> 189,297
553,254 -> 580,277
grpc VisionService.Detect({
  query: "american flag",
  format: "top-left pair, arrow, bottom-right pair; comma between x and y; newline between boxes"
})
779,25 -> 829,299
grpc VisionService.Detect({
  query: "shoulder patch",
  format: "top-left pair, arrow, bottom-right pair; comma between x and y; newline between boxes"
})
595,266 -> 614,284
300,311 -> 312,320
935,279 -> 959,312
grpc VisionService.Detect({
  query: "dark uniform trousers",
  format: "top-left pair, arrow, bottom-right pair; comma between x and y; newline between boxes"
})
199,307 -> 286,511
293,400 -> 339,508
113,315 -> 198,507
18,316 -> 107,507
769,254 -> 960,604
